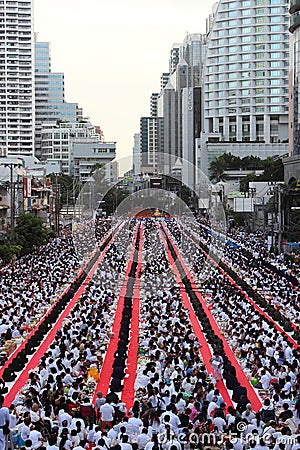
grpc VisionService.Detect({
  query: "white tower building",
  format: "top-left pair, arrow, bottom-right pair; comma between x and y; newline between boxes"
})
0,0 -> 34,156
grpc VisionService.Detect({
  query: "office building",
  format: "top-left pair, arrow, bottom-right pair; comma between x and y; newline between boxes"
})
34,35 -> 80,159
0,0 -> 34,156
284,0 -> 300,185
199,0 -> 290,176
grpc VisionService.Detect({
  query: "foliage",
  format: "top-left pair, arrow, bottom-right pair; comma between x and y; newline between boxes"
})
240,158 -> 284,192
209,153 -> 284,186
48,173 -> 79,206
0,241 -> 22,265
14,213 -> 49,255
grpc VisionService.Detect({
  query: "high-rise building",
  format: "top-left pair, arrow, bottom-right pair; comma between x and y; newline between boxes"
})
0,0 -> 34,156
132,133 -> 141,176
34,35 -> 80,159
284,0 -> 300,185
199,0 -> 290,176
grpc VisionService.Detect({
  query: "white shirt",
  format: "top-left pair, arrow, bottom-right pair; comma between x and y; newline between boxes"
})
100,403 -> 115,422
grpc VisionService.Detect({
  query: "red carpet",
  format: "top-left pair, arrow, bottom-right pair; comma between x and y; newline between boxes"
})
92,224 -> 141,404
158,225 -> 233,411
161,224 -> 263,412
3,227 -> 122,407
186,229 -> 298,349
121,224 -> 144,411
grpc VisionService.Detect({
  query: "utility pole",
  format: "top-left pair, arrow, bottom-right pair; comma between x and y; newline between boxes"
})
0,162 -> 21,239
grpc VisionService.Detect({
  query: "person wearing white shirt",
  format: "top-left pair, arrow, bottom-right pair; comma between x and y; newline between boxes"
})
137,428 -> 151,449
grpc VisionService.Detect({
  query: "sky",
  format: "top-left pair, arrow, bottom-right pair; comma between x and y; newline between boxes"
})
33,0 -> 217,173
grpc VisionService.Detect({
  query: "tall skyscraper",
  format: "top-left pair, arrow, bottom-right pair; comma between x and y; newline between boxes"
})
284,0 -> 300,185
0,0 -> 34,156
34,35 -> 80,159
199,0 -> 290,176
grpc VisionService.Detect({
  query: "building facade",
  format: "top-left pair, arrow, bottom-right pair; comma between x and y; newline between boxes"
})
34,36 -> 81,159
284,0 -> 300,186
40,121 -> 116,180
0,0 -> 34,156
200,0 -> 290,176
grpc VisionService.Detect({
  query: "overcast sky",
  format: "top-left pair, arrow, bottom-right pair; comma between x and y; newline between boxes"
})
33,0 -> 217,172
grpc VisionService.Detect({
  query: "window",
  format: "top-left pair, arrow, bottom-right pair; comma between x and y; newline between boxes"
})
242,63 -> 251,69
256,88 -> 265,95
243,0 -> 251,6
256,8 -> 265,14
229,81 -> 238,88
256,106 -> 265,112
256,53 -> 265,59
229,28 -> 237,35
228,64 -> 238,71
242,80 -> 251,86
242,36 -> 252,42
256,0 -> 265,4
229,54 -> 238,61
256,26 -> 266,33
229,19 -> 237,26
242,107 -> 250,112
256,71 -> 265,76
228,72 -> 237,79
229,11 -> 237,18
270,16 -> 280,23
270,43 -> 280,50
242,9 -> 251,16
242,98 -> 251,103
270,106 -> 280,114
270,25 -> 280,32
270,78 -> 280,85
270,7 -> 280,13
256,44 -> 265,50
242,54 -> 251,60
256,98 -> 264,103
270,70 -> 280,76
256,35 -> 265,42
270,88 -> 280,94
242,27 -> 252,34
242,18 -> 251,25
270,61 -> 280,68
228,37 -> 237,44
256,79 -> 265,85
242,45 -> 251,52
256,62 -> 265,68
256,17 -> 266,23
229,46 -> 238,53
270,52 -> 280,59
241,89 -> 250,96
270,97 -> 280,103
270,34 -> 280,41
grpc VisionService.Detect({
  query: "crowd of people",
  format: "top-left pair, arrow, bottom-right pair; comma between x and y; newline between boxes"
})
0,218 -> 298,450
177,218 -> 299,330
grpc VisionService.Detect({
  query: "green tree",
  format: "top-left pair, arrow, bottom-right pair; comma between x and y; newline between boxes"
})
0,240 -> 22,265
14,213 -> 49,255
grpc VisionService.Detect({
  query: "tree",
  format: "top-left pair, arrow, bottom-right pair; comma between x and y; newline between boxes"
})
14,213 -> 49,255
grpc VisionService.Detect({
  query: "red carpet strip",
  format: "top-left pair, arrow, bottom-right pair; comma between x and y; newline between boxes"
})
158,225 -> 234,411
160,223 -> 263,412
3,226 -> 122,407
121,224 -> 144,411
183,228 -> 298,348
92,224 -> 141,404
